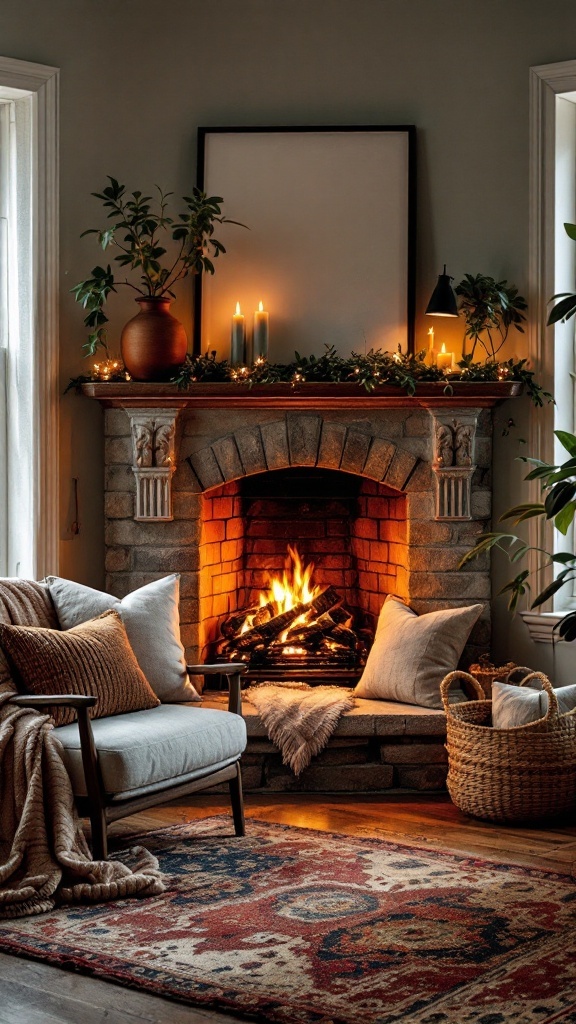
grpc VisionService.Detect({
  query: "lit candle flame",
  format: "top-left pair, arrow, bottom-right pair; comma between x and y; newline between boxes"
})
440,342 -> 446,354
235,301 -> 242,315
258,300 -> 264,312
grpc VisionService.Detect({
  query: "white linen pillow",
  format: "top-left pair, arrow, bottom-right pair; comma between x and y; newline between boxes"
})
46,574 -> 200,703
492,680 -> 576,729
354,596 -> 483,709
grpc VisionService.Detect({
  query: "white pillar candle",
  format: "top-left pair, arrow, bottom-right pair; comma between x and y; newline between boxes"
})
425,326 -> 436,366
231,302 -> 245,366
253,300 -> 269,361
436,342 -> 454,371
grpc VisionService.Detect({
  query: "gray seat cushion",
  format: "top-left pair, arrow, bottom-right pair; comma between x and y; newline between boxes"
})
54,704 -> 247,800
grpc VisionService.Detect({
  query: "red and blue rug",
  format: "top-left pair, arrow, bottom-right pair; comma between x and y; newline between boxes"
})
0,817 -> 575,1023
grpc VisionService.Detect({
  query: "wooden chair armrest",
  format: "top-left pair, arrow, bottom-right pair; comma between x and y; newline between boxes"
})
9,694 -> 106,826
9,694 -> 98,709
186,663 -> 247,716
186,664 -> 247,677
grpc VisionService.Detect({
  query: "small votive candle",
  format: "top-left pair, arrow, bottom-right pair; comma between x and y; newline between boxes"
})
253,300 -> 269,361
436,342 -> 454,371
231,302 -> 245,366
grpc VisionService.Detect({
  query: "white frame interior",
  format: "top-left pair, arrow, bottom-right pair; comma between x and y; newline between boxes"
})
525,59 -> 576,640
197,127 -> 415,362
0,56 -> 59,579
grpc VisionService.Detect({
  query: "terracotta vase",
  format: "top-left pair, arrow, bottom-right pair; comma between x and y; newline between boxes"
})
120,296 -> 188,381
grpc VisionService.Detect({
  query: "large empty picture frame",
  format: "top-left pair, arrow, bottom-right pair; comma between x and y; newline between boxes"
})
194,126 -> 416,360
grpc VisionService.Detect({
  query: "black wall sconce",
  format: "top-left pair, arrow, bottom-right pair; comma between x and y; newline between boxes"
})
425,265 -> 458,317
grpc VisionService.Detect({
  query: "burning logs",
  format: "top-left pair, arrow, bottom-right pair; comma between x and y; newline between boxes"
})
217,545 -> 367,672
231,586 -> 341,652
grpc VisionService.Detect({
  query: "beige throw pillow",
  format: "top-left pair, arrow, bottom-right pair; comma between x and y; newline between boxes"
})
492,680 -> 576,729
354,596 -> 483,709
0,610 -> 160,726
46,574 -> 200,703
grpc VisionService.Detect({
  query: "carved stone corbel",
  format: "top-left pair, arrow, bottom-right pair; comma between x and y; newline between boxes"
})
127,408 -> 179,521
430,409 -> 479,520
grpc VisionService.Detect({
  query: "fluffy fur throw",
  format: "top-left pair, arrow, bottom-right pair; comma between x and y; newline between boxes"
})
0,579 -> 164,919
245,682 -> 356,776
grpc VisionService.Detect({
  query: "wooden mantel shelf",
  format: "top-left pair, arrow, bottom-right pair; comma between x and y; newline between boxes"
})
80,380 -> 522,410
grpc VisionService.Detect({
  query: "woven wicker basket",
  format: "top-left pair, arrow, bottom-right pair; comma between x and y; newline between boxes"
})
441,670 -> 576,824
468,657 -> 518,698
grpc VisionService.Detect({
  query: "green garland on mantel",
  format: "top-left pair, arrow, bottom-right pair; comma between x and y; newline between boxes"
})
67,345 -> 552,407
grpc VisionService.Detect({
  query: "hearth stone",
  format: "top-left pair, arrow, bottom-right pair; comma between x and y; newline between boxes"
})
201,693 -> 448,793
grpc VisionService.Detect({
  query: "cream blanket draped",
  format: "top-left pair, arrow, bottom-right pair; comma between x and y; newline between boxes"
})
0,580 -> 164,919
245,682 -> 356,775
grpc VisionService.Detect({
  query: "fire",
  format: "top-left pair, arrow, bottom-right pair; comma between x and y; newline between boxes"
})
268,545 -> 321,613
219,543 -> 365,670
240,545 -> 321,635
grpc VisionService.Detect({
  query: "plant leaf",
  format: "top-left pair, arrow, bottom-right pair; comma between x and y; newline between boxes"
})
544,481 -> 576,518
554,500 -> 576,536
555,430 -> 576,457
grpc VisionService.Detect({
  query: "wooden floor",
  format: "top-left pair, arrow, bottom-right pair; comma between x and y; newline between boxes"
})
1,793 -> 575,1024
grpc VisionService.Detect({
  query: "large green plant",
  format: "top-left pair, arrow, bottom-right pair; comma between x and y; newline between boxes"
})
460,225 -> 576,640
455,273 -> 527,361
460,429 -> 576,642
72,178 -> 243,356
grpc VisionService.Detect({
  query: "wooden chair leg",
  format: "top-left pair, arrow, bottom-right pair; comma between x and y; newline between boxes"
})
89,806 -> 108,860
229,762 -> 245,836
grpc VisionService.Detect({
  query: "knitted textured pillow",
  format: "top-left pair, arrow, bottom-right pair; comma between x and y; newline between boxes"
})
0,610 -> 160,726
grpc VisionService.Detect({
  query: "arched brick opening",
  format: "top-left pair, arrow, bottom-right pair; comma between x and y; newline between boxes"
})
197,462 -> 409,662
186,413 -> 419,493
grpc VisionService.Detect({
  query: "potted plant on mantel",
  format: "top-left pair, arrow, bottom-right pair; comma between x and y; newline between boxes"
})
73,178 -> 244,381
454,273 -> 528,362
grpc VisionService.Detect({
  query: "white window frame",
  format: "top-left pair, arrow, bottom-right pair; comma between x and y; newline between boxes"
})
525,60 -> 576,641
0,56 -> 59,579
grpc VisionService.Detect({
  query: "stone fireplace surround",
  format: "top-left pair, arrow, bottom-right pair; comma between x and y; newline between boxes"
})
92,385 -> 496,792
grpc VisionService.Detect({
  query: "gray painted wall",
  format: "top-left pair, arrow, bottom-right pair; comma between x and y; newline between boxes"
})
3,0 -> 575,679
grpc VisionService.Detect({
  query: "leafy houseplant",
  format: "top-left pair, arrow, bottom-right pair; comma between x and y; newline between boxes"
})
72,178 -> 243,380
459,227 -> 576,640
455,273 -> 528,362
459,430 -> 576,641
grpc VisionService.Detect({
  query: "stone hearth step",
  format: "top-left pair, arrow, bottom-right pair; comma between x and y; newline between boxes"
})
200,693 -> 447,794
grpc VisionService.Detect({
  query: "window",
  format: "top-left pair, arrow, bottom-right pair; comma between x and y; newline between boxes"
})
525,60 -> 576,638
0,57 -> 59,578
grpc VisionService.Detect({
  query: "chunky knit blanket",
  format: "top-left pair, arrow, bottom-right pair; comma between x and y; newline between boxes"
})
0,579 -> 164,919
245,682 -> 356,776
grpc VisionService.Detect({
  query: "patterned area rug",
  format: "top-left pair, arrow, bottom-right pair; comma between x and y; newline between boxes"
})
0,817 -> 575,1023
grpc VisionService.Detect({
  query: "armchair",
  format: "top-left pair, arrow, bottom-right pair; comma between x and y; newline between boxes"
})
9,663 -> 248,860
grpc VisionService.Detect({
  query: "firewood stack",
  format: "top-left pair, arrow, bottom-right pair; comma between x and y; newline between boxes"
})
218,584 -> 368,671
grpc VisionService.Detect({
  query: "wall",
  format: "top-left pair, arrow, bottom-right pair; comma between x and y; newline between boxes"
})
3,0 -> 576,677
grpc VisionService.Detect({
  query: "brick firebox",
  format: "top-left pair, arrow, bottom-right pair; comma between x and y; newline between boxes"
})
198,469 -> 408,662
98,388 -> 494,672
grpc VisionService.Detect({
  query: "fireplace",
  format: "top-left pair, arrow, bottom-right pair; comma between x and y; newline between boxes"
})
100,394 -> 493,677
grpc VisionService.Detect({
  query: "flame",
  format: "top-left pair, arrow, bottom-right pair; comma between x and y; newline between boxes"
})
258,300 -> 264,312
235,301 -> 242,315
440,342 -> 446,354
239,545 -> 321,635
268,545 -> 321,612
